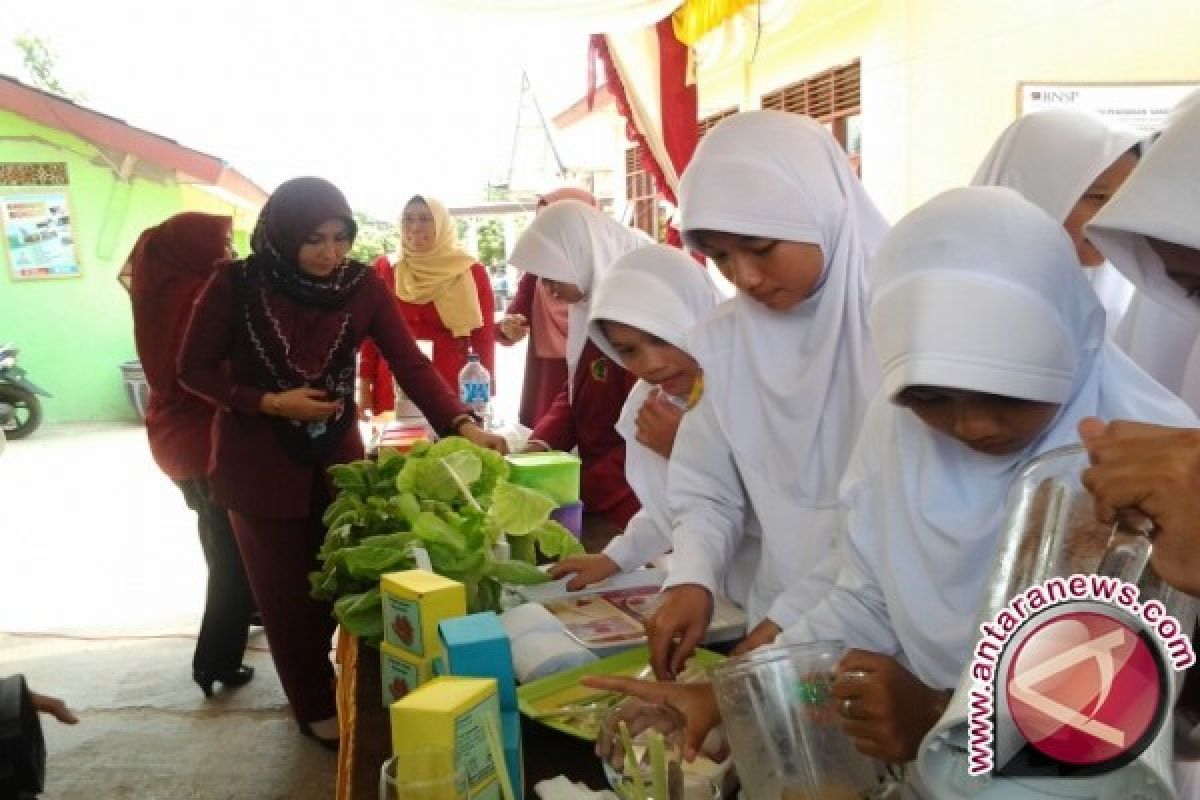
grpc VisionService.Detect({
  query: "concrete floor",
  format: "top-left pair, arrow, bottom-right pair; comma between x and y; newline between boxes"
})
0,423 -> 337,799
0,342 -> 526,798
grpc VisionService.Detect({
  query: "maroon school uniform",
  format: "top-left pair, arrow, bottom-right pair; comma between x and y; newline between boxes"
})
499,272 -> 569,427
531,339 -> 640,531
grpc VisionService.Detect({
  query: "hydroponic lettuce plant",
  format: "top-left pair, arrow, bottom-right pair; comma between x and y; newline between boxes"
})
309,437 -> 584,641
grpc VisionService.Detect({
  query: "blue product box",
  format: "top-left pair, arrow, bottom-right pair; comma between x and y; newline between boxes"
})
438,611 -> 518,711
502,709 -> 524,800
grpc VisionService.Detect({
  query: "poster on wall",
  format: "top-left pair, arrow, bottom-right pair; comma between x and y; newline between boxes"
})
1018,82 -> 1199,133
1,192 -> 81,280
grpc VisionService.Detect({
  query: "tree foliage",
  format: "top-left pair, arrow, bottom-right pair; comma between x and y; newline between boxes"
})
348,211 -> 398,264
475,219 -> 506,267
14,34 -> 82,101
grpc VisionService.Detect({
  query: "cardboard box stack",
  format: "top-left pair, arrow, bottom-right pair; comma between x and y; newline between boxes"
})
439,612 -> 522,797
379,570 -> 466,706
390,676 -> 504,800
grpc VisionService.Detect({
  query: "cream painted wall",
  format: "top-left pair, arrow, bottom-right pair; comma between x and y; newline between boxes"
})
697,0 -> 1200,220
553,106 -> 628,205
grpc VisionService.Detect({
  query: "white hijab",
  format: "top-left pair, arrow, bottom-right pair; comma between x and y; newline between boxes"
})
678,110 -> 887,500
1089,89 -> 1200,411
588,244 -> 725,497
971,109 -> 1140,334
508,201 -> 649,393
859,186 -> 1196,689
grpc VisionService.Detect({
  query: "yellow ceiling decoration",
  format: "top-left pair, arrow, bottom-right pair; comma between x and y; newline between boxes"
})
672,0 -> 758,46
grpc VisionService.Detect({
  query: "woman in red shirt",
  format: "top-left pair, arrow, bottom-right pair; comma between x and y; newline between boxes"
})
125,212 -> 255,697
359,195 -> 495,413
180,177 -> 505,747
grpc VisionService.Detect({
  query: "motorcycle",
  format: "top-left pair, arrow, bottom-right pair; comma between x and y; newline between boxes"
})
0,344 -> 50,440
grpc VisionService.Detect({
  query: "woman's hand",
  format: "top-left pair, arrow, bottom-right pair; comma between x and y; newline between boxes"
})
731,619 -> 782,657
832,650 -> 949,763
356,384 -> 374,419
262,388 -> 340,422
635,391 -> 685,459
522,439 -> 551,454
548,553 -> 620,590
32,691 -> 79,725
644,584 -> 714,680
458,422 -> 509,453
498,314 -> 529,344
582,675 -> 721,761
1080,417 -> 1200,596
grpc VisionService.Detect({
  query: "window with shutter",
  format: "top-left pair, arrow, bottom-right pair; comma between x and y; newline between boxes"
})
761,59 -> 862,176
625,145 -> 659,238
698,107 -> 738,140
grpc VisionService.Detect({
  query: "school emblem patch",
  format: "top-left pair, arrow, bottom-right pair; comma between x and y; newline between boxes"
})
590,358 -> 608,382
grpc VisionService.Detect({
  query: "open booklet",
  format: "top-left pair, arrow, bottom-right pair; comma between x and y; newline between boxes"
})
514,569 -> 746,654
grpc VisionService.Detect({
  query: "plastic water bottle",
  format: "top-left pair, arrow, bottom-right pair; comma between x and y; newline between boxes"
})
457,350 -> 492,429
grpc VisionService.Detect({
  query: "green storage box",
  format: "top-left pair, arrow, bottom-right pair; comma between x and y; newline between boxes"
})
504,452 -> 581,504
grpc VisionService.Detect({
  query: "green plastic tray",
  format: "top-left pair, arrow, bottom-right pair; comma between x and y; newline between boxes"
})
516,645 -> 723,741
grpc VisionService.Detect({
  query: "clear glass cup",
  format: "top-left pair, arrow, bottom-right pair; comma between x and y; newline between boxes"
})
711,641 -> 886,800
599,698 -> 687,799
678,773 -> 722,800
380,748 -> 469,800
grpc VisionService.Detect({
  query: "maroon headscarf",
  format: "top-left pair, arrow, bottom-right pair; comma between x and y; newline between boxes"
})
249,176 -> 366,309
122,212 -> 231,295
125,212 -> 232,478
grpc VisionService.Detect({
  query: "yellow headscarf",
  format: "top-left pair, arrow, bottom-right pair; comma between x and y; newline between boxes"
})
395,196 -> 483,337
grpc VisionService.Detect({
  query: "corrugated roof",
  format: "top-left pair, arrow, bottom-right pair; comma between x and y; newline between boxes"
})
0,73 -> 266,205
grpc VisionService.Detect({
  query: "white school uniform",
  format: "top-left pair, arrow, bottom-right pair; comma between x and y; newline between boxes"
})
794,187 -> 1195,798
1087,87 -> 1200,797
1090,90 -> 1200,414
507,200 -> 650,396
661,110 -> 886,628
586,245 -> 752,589
780,184 -> 1194,686
971,108 -> 1139,335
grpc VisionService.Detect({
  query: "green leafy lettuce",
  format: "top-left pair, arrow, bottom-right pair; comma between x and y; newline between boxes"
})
310,437 -> 584,642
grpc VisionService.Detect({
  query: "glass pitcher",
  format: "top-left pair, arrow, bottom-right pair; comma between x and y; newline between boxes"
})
711,642 -> 890,800
983,443 -> 1195,626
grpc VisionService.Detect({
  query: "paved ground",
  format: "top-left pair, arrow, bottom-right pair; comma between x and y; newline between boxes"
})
0,340 -> 527,799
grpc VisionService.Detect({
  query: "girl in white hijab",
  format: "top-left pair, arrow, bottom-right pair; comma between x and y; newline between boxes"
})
775,188 -> 1194,779
971,109 -> 1140,335
1089,90 -> 1200,414
508,201 -> 650,395
584,188 -> 1195,787
508,201 -> 651,536
646,110 -> 887,678
549,245 -> 750,594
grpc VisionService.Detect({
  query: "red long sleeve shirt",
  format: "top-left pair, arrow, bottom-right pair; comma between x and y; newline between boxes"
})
359,258 -> 496,413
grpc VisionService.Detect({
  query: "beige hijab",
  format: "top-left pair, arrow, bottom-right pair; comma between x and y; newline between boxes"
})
395,196 -> 482,337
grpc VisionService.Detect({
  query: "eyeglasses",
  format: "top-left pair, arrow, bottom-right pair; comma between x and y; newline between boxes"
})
402,214 -> 435,226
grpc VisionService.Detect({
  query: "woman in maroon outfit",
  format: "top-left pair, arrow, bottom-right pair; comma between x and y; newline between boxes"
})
125,212 -> 255,697
495,188 -> 594,426
179,177 -> 505,746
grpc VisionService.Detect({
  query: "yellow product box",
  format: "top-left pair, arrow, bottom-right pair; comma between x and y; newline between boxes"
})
381,570 -> 466,658
390,677 -> 503,800
380,641 -> 441,708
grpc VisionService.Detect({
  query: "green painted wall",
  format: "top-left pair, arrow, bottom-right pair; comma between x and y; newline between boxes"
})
0,110 -> 255,423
